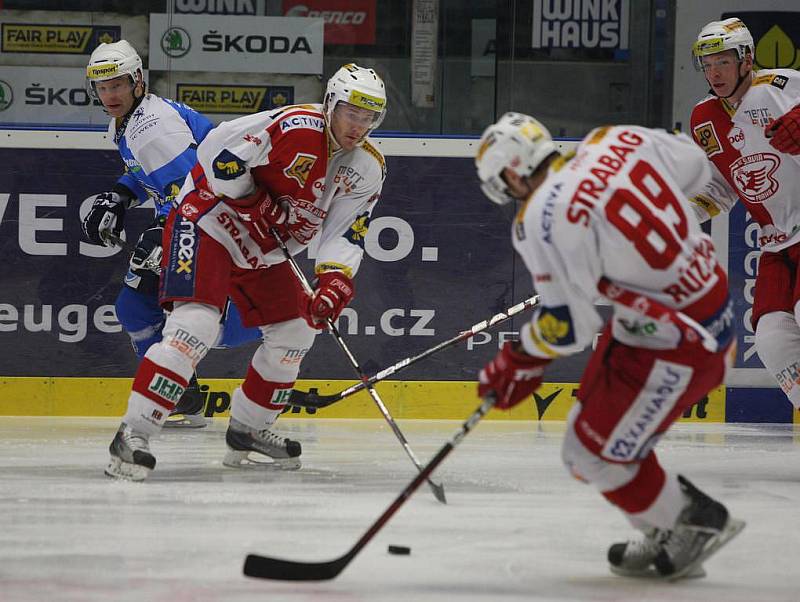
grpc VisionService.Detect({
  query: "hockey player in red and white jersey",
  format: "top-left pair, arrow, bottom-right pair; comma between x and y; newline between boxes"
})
104,64 -> 387,481
689,17 -> 800,410
475,113 -> 744,580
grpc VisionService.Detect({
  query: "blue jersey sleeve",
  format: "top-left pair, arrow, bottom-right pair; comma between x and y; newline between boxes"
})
117,171 -> 148,203
118,95 -> 215,215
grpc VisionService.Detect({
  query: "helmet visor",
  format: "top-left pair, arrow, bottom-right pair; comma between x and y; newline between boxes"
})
334,101 -> 384,128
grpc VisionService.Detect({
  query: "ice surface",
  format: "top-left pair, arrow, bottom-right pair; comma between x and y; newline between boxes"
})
0,417 -> 798,602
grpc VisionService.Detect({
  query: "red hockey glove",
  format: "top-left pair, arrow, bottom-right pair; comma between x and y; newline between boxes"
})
766,105 -> 800,155
302,271 -> 355,330
478,342 -> 551,410
226,189 -> 287,241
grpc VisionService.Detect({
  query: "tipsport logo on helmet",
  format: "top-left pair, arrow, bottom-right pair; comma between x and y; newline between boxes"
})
692,38 -> 726,57
161,27 -> 191,58
348,89 -> 385,112
0,80 -> 13,112
86,63 -> 119,80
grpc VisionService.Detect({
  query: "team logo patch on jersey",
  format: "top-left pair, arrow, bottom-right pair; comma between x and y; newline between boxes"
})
212,150 -> 246,180
536,305 -> 575,346
279,114 -> 324,133
753,73 -> 788,90
731,152 -> 780,203
692,121 -> 722,158
284,153 -> 317,187
727,126 -> 745,150
771,75 -> 789,89
164,178 -> 183,202
344,212 -> 371,248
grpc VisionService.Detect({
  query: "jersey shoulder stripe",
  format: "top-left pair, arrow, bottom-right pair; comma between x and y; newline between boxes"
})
360,139 -> 386,175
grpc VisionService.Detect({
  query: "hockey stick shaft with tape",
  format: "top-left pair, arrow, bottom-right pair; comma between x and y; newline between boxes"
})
269,227 -> 446,504
289,295 -> 540,409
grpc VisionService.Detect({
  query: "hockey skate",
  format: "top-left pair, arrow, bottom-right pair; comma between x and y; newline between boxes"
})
653,475 -> 745,581
223,417 -> 302,470
608,528 -> 706,579
105,423 -> 156,481
164,375 -> 208,429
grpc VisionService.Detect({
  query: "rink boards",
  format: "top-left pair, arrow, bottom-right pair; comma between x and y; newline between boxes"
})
0,131 -> 795,422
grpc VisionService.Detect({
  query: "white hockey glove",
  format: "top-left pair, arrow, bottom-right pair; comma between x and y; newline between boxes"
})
82,191 -> 130,246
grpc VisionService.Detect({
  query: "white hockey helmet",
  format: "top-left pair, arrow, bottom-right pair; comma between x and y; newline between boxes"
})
692,17 -> 754,71
475,112 -> 557,205
324,63 -> 387,133
86,39 -> 143,98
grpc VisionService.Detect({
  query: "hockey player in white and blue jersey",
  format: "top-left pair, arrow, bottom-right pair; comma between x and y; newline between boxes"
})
81,40 -> 261,426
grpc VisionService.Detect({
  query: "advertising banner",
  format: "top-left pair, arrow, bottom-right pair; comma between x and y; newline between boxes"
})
0,66 -> 144,127
283,0 -> 377,45
0,146 -> 589,384
1,22 -> 120,55
727,203 -> 760,372
0,11 -> 148,69
148,13 -> 324,74
531,0 -> 629,50
174,0 -> 262,15
175,82 -> 294,114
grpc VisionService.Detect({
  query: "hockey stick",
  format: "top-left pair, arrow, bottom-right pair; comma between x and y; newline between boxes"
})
289,295 -> 540,409
597,277 -> 719,353
101,231 -> 131,250
269,227 -> 447,504
102,231 -> 162,274
243,394 -> 497,581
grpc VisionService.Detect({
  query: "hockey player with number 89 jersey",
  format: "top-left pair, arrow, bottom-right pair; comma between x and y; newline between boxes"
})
475,113 -> 742,580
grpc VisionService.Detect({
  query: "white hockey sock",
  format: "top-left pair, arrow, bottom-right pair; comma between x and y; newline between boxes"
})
122,392 -> 171,436
230,386 -> 284,429
626,472 -> 685,531
122,302 -> 221,435
755,311 -> 800,410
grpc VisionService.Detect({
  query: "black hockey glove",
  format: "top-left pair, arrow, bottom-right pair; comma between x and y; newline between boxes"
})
130,217 -> 165,275
81,191 -> 129,246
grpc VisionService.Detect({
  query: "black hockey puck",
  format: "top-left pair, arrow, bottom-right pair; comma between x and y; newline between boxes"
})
387,545 -> 411,555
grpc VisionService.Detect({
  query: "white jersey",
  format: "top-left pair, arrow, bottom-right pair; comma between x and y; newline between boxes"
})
690,69 -> 800,251
112,93 -> 213,216
516,126 -> 729,360
177,104 -> 385,277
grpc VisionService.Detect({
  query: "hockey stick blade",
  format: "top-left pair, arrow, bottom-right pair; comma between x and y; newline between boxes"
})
244,552 -> 353,581
243,395 -> 496,581
289,295 -> 540,409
